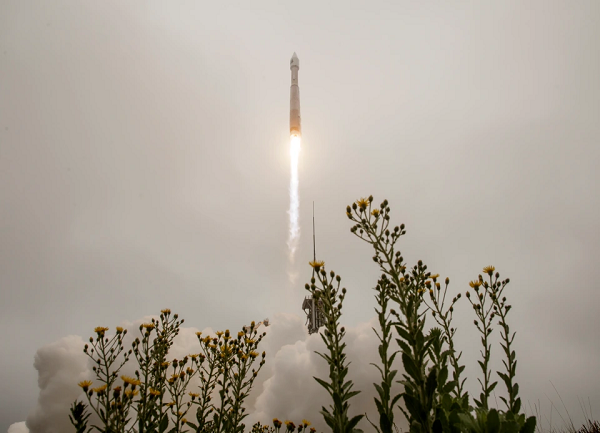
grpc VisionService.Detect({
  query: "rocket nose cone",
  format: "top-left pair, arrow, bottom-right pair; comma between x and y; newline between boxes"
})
290,52 -> 299,68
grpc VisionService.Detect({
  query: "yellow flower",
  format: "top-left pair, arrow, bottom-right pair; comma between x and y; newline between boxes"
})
309,260 -> 325,270
124,389 -> 139,398
356,197 -> 369,211
249,351 -> 259,359
121,376 -> 141,386
238,331 -> 245,338
302,420 -> 311,427
469,280 -> 481,289
216,331 -> 224,337
78,380 -> 93,391
142,323 -> 155,330
430,274 -> 440,281
115,327 -> 123,333
195,331 -> 202,337
189,392 -> 200,398
245,338 -> 255,345
161,308 -> 171,315
483,266 -> 495,276
149,388 -> 161,396
93,384 -> 107,394
94,327 -> 109,334
371,209 -> 380,217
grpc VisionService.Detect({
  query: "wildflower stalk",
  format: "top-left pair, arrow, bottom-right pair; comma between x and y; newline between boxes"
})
305,262 -> 364,433
423,276 -> 466,400
165,356 -> 197,432
368,274 -> 401,433
133,311 -> 182,433
81,326 -> 131,432
483,269 -> 521,414
69,401 -> 90,433
213,340 -> 233,433
348,197 -> 439,433
466,276 -> 497,410
225,325 -> 267,433
194,334 -> 219,432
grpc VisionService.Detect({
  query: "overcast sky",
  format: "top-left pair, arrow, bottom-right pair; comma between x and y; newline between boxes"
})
1,1 -> 599,432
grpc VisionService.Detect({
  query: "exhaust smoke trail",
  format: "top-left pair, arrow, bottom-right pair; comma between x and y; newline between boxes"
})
288,52 -> 301,282
287,135 -> 301,270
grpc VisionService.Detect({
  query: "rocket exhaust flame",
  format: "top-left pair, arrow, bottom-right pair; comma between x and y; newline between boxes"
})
288,134 -> 301,266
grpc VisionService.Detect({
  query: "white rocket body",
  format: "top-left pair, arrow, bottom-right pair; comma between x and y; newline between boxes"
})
290,52 -> 301,138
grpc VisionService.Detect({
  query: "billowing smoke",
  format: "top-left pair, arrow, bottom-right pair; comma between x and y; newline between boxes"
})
10,314 -> 405,433
287,135 -> 301,282
7,423 -> 27,433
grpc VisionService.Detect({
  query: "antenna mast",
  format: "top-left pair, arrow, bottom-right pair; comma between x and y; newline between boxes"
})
312,201 -> 316,262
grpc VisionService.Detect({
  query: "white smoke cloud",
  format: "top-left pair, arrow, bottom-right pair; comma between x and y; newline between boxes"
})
24,335 -> 91,433
12,313 -> 406,433
7,423 -> 28,433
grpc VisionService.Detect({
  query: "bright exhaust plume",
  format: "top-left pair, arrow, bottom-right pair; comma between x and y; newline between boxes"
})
287,134 -> 301,272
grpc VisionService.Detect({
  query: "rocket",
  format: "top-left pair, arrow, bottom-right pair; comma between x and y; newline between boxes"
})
290,52 -> 301,138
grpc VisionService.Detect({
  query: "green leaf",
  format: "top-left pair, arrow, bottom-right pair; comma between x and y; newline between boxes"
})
314,376 -> 333,392
396,326 -> 412,342
519,416 -> 536,433
391,393 -> 403,407
404,393 -> 424,423
159,414 -> 169,433
458,412 -> 481,433
438,366 -> 449,389
410,420 -> 423,433
514,398 -> 522,414
442,380 -> 456,394
497,371 -> 510,388
402,352 -> 422,383
346,390 -> 361,400
487,409 -> 500,433
380,412 -> 393,433
347,414 -> 365,432
501,420 -> 520,433
442,393 -> 452,411
398,339 -> 412,355
426,368 -> 438,402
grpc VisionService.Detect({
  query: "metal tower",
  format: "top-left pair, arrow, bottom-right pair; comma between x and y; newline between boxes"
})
302,203 -> 325,334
